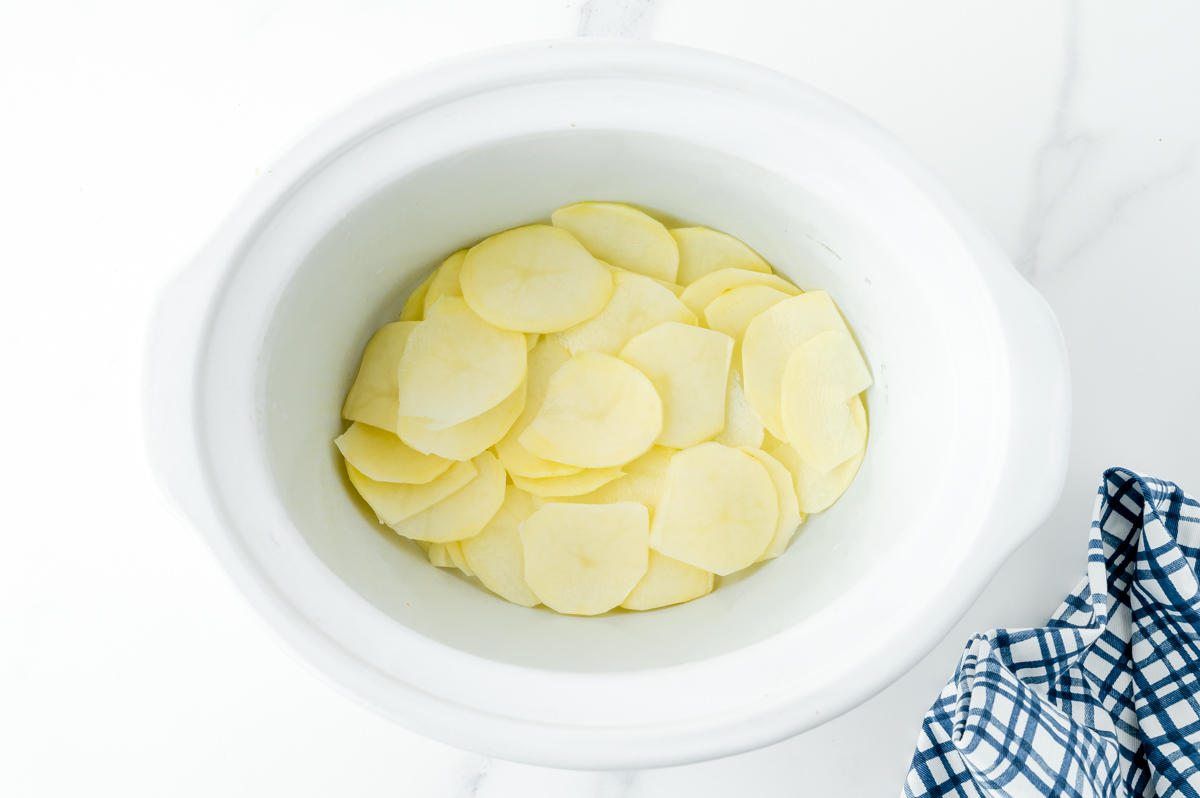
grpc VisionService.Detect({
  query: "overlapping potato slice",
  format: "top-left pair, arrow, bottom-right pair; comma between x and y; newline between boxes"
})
549,267 -> 696,356
741,290 -> 850,439
704,284 -> 790,364
550,202 -> 679,282
525,333 -> 540,351
544,446 -> 675,518
345,458 -> 477,525
741,447 -> 803,561
648,442 -> 777,575
519,502 -> 650,615
388,451 -> 506,542
619,322 -> 732,449
335,422 -> 452,484
670,227 -> 772,286
679,267 -> 800,318
652,278 -> 685,297
520,352 -> 662,468
423,249 -> 467,314
400,272 -> 436,322
621,550 -> 713,610
764,395 -> 867,514
398,380 -> 525,461
342,321 -> 417,433
713,369 -> 764,449
427,542 -> 455,568
510,465 -> 624,497
459,224 -> 613,332
460,486 -> 542,607
781,330 -> 873,473
444,540 -> 474,575
493,339 -> 582,478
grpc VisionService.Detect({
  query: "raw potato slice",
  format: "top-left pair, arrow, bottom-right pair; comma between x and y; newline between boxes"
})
670,227 -> 772,286
740,447 -> 803,561
334,422 -> 452,484
519,502 -> 650,615
400,272 -> 436,322
525,333 -> 540,351
780,330 -> 873,473
653,278 -> 685,297
648,442 -> 777,575
493,340 -> 582,478
413,540 -> 433,554
510,466 -> 624,497
549,268 -> 696,356
764,395 -> 868,513
679,268 -> 800,318
619,322 -> 732,449
460,486 -> 542,607
427,542 -> 454,568
398,380 -> 525,461
388,451 -> 506,542
460,224 -> 614,333
704,284 -> 790,364
444,540 -> 474,576
713,369 -> 764,449
545,446 -> 675,519
342,321 -> 417,433
345,458 -> 477,525
551,202 -> 679,282
621,550 -> 713,610
423,249 -> 467,314
520,352 -> 662,469
742,291 -> 851,439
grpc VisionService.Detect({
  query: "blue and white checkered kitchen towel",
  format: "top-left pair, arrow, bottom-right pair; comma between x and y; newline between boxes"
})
904,468 -> 1200,797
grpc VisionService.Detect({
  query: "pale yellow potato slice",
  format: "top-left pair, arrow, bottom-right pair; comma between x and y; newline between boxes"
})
780,330 -> 873,473
704,284 -> 790,364
519,502 -> 650,615
388,451 -> 506,542
761,395 -> 867,513
444,540 -> 474,576
550,202 -> 679,282
670,227 -> 772,286
713,369 -> 764,449
342,321 -> 417,433
422,249 -> 467,315
520,352 -> 662,469
345,458 -> 477,525
412,540 -> 432,554
427,542 -> 454,568
398,379 -> 525,461
460,486 -> 542,607
525,333 -> 540,351
398,297 -> 526,430
648,442 -> 777,575
652,278 -> 685,297
460,224 -> 614,333
510,465 -> 624,497
740,447 -> 803,561
400,272 -> 436,322
741,290 -> 850,439
334,421 -> 452,484
679,267 -> 800,317
545,446 -> 675,519
619,322 -> 732,449
493,339 -> 582,479
549,268 -> 696,356
621,550 -> 713,610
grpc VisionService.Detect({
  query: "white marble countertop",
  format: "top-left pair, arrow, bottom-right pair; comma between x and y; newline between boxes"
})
3,1 -> 1198,795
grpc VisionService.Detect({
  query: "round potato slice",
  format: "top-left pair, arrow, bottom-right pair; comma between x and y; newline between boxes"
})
670,227 -> 772,286
427,542 -> 455,568
621,550 -> 714,610
510,465 -> 624,497
713,369 -> 764,449
704,283 -> 790,364
400,271 -> 436,322
398,379 -> 525,461
549,267 -> 697,356
781,330 -> 873,473
648,442 -> 777,575
520,352 -> 662,469
544,446 -> 675,519
525,333 -> 540,351
460,486 -> 542,607
741,290 -> 851,439
762,395 -> 867,514
345,458 -> 477,525
423,249 -> 467,315
493,339 -> 582,479
459,224 -> 614,333
740,447 -> 803,562
619,322 -> 732,450
342,321 -> 417,433
550,202 -> 679,282
335,422 -> 452,484
519,502 -> 650,615
444,540 -> 474,575
388,451 -> 506,543
652,278 -> 685,297
398,297 -> 527,430
679,267 -> 800,318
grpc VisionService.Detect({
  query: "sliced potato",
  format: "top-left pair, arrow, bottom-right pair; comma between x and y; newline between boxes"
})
648,442 -> 777,575
679,267 -> 800,317
549,267 -> 696,356
427,542 -> 454,568
460,486 -> 542,607
740,447 -> 803,561
742,290 -> 850,439
510,465 -> 624,497
652,278 -> 685,297
493,339 -> 582,478
460,224 -> 614,333
704,283 -> 790,364
388,451 -> 506,542
412,539 -> 432,554
423,249 -> 467,314
621,550 -> 713,610
342,321 -> 417,433
763,395 -> 868,514
780,330 -> 873,473
398,379 -> 525,461
551,202 -> 679,282
619,322 -> 732,449
345,458 -> 477,525
334,422 -> 452,484
444,540 -> 474,576
520,352 -> 662,469
545,446 -> 675,519
525,333 -> 540,351
400,272 -> 436,322
670,227 -> 772,286
519,502 -> 650,615
713,369 -> 764,449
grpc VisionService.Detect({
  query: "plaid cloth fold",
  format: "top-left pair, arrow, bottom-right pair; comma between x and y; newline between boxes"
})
903,468 -> 1200,797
